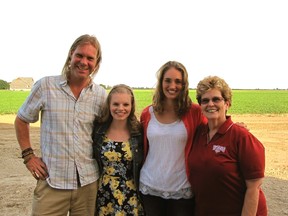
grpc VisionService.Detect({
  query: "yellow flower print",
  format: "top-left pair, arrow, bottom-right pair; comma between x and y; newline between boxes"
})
99,203 -> 113,215
128,196 -> 138,206
106,203 -> 113,214
103,136 -> 110,142
125,151 -> 132,161
113,189 -> 125,205
102,175 -> 110,186
110,178 -> 120,190
99,206 -> 108,215
115,211 -> 125,216
126,179 -> 136,190
133,208 -> 139,215
106,166 -> 115,175
121,141 -> 130,152
104,151 -> 121,161
122,142 -> 132,160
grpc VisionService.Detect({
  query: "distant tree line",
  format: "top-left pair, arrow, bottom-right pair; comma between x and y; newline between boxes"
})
0,79 -> 9,89
100,84 -> 155,90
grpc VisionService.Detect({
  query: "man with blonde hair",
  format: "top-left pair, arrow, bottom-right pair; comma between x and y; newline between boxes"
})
15,34 -> 107,215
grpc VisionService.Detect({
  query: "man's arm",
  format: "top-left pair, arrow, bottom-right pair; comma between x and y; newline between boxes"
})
14,116 -> 48,180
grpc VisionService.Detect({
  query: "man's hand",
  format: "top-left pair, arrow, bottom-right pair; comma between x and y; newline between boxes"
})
25,155 -> 48,180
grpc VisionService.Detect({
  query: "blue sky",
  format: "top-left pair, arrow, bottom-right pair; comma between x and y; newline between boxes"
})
1,0 -> 287,89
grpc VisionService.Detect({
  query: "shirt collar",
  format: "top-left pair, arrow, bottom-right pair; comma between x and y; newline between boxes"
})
202,115 -> 234,135
59,76 -> 94,90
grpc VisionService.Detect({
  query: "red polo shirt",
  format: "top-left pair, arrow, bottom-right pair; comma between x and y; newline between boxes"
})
188,116 -> 267,215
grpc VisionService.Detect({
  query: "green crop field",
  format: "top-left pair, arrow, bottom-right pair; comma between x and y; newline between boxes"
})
0,89 -> 287,115
133,89 -> 288,115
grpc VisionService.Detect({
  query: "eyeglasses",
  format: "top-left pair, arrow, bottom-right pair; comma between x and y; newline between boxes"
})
200,97 -> 224,105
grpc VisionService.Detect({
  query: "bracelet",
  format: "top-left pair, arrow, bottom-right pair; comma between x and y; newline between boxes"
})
22,151 -> 34,158
22,147 -> 33,155
22,148 -> 34,158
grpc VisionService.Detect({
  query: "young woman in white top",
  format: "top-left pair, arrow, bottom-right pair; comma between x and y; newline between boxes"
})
140,61 -> 206,216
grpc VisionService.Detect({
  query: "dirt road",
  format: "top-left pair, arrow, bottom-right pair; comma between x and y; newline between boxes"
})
0,114 -> 287,215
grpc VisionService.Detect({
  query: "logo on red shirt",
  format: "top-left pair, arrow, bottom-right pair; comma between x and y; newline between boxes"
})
212,145 -> 226,153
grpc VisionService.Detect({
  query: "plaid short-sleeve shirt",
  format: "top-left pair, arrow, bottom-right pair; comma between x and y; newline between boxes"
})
18,75 -> 107,189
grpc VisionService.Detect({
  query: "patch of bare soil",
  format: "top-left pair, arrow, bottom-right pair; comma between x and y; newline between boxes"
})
0,114 -> 287,215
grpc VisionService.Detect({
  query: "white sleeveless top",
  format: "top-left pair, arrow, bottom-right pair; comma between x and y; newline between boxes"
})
139,107 -> 193,199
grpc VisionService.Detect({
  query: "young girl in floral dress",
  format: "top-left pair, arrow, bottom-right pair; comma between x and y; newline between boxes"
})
92,84 -> 144,216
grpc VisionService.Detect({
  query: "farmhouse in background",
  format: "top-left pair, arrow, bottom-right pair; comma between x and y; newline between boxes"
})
10,77 -> 34,91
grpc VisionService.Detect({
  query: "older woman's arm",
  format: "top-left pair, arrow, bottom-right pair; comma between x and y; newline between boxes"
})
242,178 -> 263,216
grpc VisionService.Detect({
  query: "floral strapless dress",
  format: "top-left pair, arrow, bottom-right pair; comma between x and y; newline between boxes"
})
96,137 -> 144,216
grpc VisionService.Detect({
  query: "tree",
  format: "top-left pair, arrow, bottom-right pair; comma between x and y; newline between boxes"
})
0,79 -> 10,89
